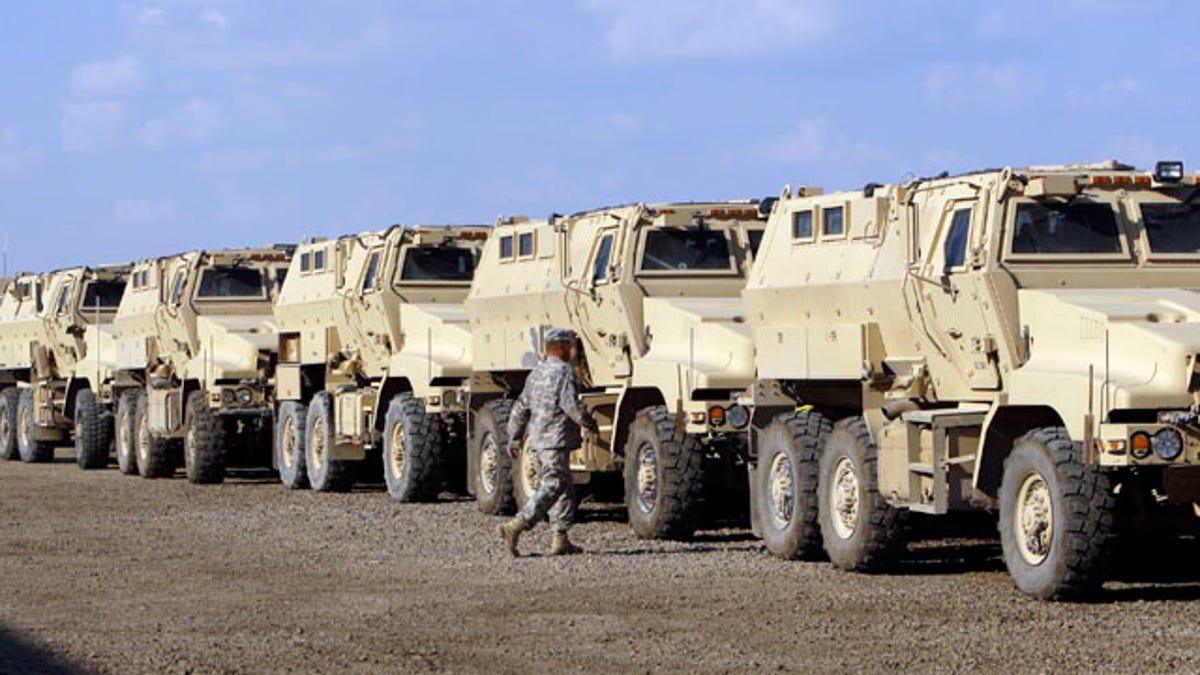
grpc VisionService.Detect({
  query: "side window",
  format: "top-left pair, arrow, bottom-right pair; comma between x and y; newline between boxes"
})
792,210 -> 814,239
822,206 -> 845,237
300,252 -> 311,272
499,235 -> 514,259
592,234 -> 614,285
56,283 -> 72,315
943,208 -> 972,274
361,251 -> 381,292
169,270 -> 187,305
747,229 -> 764,257
314,249 -> 326,270
518,232 -> 535,257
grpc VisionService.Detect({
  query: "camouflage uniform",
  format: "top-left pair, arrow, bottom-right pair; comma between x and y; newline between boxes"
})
508,354 -> 598,533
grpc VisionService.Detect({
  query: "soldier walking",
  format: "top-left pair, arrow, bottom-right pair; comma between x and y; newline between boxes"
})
498,327 -> 599,556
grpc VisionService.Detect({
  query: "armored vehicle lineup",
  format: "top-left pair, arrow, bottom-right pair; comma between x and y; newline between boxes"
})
272,225 -> 488,496
465,202 -> 764,539
745,161 -> 1200,598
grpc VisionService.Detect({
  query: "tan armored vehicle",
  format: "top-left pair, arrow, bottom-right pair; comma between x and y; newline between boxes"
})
745,160 -> 1200,599
272,225 -> 488,495
0,266 -> 129,467
111,247 -> 291,483
466,202 -> 764,539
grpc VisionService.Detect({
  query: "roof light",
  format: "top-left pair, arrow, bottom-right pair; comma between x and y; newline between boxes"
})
1134,176 -> 1151,186
1155,160 -> 1184,183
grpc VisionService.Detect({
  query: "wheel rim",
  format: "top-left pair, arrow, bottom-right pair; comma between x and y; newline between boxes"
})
18,406 -> 30,449
118,409 -> 132,461
478,433 -> 498,495
311,417 -> 327,470
1015,472 -> 1053,566
768,452 -> 796,529
829,455 -> 860,540
185,425 -> 196,469
280,414 -> 297,470
520,443 -> 540,498
0,415 -> 10,446
388,420 -> 407,479
634,442 -> 659,514
137,413 -> 151,466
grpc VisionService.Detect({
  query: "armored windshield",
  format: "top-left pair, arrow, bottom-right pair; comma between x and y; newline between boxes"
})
1011,201 -> 1122,255
398,246 -> 475,282
1142,202 -> 1200,254
196,267 -> 266,299
639,229 -> 733,272
81,279 -> 126,309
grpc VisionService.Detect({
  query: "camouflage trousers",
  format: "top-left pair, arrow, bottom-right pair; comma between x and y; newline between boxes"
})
518,447 -> 576,534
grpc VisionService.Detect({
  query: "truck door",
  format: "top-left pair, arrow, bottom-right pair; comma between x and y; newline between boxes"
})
910,196 -> 1004,391
573,226 -> 633,383
159,259 -> 195,361
346,245 -> 391,365
48,275 -> 81,364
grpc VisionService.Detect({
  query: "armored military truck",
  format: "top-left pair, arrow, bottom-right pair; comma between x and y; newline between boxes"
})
271,225 -> 488,496
111,247 -> 291,483
0,266 -> 130,467
745,161 -> 1200,599
466,202 -> 764,540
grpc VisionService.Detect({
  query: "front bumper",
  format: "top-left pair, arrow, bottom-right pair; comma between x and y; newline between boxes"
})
1098,422 -> 1200,467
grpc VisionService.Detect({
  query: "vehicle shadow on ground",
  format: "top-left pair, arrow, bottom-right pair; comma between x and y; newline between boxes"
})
0,625 -> 83,675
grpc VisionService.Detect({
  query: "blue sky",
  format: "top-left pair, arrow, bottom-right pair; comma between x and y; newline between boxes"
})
0,0 -> 1196,271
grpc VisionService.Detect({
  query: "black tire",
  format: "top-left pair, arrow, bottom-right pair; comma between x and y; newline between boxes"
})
382,393 -> 443,502
623,405 -> 704,541
304,392 -> 355,492
0,388 -> 20,460
998,426 -> 1116,601
471,399 -> 515,515
73,389 -> 112,470
756,410 -> 829,560
115,390 -> 139,475
17,388 -> 55,463
275,401 -> 308,489
184,391 -> 226,484
135,390 -> 175,478
817,416 -> 906,572
511,440 -> 542,512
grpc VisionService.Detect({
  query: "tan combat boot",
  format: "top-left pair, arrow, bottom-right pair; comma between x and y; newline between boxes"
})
550,531 -> 583,556
498,517 -> 526,557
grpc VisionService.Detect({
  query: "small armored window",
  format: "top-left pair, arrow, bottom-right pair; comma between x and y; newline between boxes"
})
139,270 -> 149,288
169,270 -> 187,305
592,234 -> 614,284
943,209 -> 972,273
499,235 -> 514,259
300,252 -> 311,272
518,232 -> 535,257
56,283 -> 72,316
747,229 -> 764,257
314,249 -> 326,270
792,210 -> 814,239
361,251 -> 381,292
822,206 -> 845,237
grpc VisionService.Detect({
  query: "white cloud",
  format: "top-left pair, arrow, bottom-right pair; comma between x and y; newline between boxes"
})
140,99 -> 223,148
977,1 -> 1126,39
69,55 -> 142,97
0,129 -> 42,178
1098,77 -> 1139,95
764,116 -> 888,165
199,9 -> 227,29
137,6 -> 166,25
114,197 -> 179,225
61,101 -> 125,152
583,0 -> 837,59
924,63 -> 1044,111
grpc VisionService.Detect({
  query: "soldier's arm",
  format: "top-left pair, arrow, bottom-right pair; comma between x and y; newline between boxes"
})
507,382 -> 531,441
558,369 -> 599,432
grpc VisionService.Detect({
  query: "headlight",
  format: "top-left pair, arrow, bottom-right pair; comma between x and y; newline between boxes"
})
707,406 -> 727,427
236,388 -> 254,406
442,390 -> 458,408
1152,428 -> 1184,461
726,404 -> 750,429
1130,432 -> 1152,459
220,388 -> 236,404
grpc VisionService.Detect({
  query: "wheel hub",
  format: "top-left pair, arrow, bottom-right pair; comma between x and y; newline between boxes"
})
311,417 -> 326,469
137,415 -> 151,466
18,407 -> 29,448
635,443 -> 659,514
280,416 -> 296,469
389,420 -> 407,478
768,453 -> 795,528
478,434 -> 498,495
830,456 -> 860,540
1016,472 -> 1053,565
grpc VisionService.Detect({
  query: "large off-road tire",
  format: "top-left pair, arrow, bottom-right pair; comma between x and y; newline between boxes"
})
817,416 -> 906,572
184,391 -> 226,484
0,388 -> 20,460
115,390 -> 140,475
382,393 -> 443,502
756,410 -> 829,560
304,392 -> 355,492
17,388 -> 55,463
471,399 -> 515,515
275,401 -> 308,489
623,405 -> 705,541
998,426 -> 1116,601
511,439 -> 541,512
74,389 -> 112,470
135,390 -> 175,479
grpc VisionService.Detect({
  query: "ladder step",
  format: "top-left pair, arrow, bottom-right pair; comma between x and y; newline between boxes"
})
945,454 -> 976,466
909,463 -> 934,475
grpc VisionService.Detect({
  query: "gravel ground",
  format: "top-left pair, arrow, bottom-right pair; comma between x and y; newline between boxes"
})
2,448 -> 1200,674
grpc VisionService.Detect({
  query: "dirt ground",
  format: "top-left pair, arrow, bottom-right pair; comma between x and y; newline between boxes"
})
2,450 -> 1200,674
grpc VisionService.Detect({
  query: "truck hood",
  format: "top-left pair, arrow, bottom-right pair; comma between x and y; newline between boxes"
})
1012,288 -> 1200,412
388,303 -> 472,384
187,315 -> 277,380
637,297 -> 755,392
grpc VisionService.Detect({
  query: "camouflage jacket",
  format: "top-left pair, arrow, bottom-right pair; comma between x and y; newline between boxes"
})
507,356 -> 598,451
